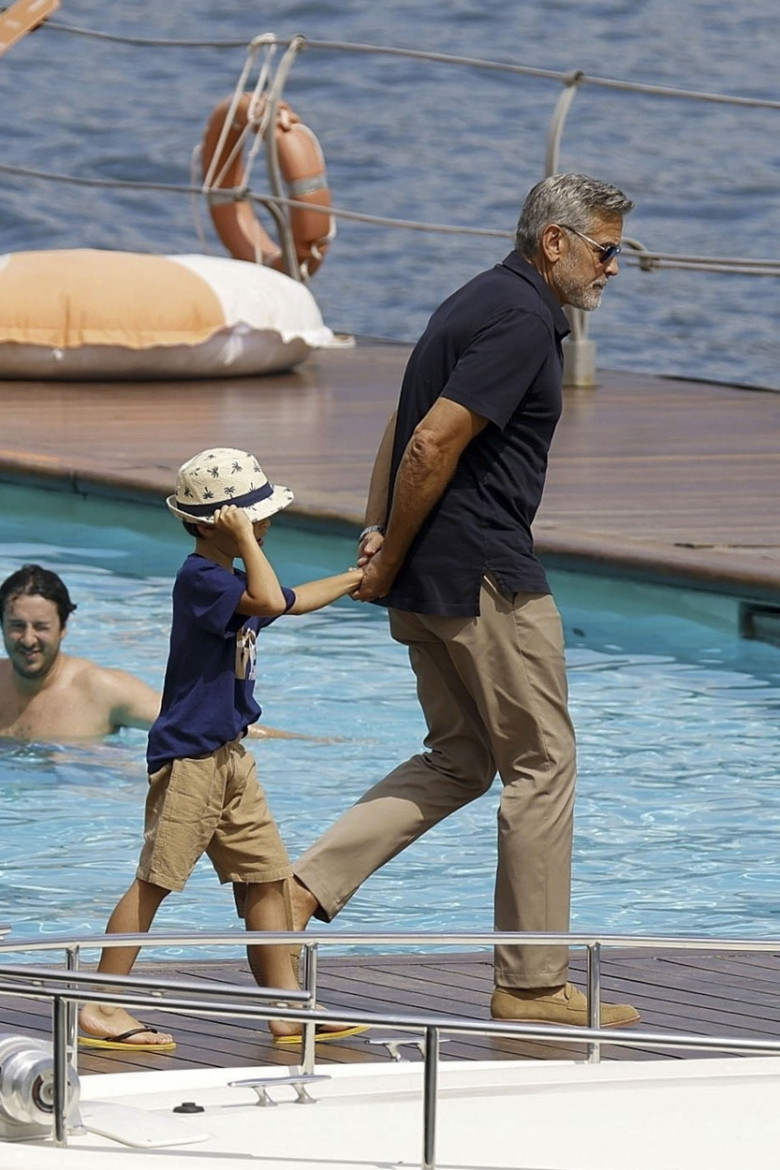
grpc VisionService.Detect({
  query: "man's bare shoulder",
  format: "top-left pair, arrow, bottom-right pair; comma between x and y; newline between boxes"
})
71,659 -> 160,729
68,656 -> 139,692
0,653 -> 146,740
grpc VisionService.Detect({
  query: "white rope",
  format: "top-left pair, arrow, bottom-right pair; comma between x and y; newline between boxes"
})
239,50 -> 276,189
189,144 -> 212,256
200,38 -> 273,191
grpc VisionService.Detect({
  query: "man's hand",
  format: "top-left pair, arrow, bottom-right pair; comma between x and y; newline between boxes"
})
355,398 -> 488,601
357,530 -> 385,567
354,549 -> 395,601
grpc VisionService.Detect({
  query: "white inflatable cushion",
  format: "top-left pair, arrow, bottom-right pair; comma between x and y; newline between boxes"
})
0,249 -> 344,379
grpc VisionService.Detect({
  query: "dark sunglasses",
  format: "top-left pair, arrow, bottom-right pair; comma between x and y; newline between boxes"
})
559,224 -> 621,265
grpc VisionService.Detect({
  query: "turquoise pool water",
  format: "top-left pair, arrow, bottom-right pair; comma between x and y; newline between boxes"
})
1,483 -> 779,958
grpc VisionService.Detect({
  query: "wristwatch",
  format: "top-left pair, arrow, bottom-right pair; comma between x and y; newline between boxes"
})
359,524 -> 385,542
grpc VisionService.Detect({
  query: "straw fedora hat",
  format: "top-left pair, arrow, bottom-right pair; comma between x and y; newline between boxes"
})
167,448 -> 293,524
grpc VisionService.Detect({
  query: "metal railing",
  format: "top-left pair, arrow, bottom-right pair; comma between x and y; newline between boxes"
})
2,928 -> 780,1168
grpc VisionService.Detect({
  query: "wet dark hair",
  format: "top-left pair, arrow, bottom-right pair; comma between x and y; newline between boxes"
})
0,563 -> 77,627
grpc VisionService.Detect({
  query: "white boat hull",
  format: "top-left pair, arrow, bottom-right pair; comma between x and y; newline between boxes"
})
3,1054 -> 780,1169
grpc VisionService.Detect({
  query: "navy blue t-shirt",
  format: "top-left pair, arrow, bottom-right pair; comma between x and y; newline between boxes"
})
147,554 -> 295,772
381,251 -> 570,617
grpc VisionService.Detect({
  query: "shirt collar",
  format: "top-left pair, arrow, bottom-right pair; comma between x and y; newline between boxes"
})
500,251 -> 571,339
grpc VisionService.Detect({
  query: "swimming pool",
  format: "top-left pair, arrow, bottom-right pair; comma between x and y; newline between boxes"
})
1,482 -> 779,958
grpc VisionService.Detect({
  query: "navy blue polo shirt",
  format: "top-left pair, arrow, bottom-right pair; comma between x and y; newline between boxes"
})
381,251 -> 570,617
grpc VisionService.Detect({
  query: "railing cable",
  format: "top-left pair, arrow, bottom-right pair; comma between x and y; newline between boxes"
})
38,23 -> 780,111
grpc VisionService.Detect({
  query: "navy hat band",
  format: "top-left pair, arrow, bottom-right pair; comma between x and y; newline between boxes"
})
176,481 -> 274,517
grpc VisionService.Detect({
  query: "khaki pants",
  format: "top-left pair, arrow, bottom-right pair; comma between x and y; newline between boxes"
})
295,577 -> 576,989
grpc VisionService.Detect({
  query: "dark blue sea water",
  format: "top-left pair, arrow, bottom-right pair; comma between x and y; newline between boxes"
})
0,0 -> 777,389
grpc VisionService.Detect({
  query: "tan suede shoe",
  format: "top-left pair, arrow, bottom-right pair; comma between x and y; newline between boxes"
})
491,983 -> 640,1028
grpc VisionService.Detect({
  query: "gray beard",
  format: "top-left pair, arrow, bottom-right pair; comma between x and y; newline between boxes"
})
556,254 -> 605,311
566,284 -> 604,312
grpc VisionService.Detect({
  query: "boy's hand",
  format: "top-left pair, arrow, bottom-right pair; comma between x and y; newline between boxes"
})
212,504 -> 253,537
213,506 -> 271,546
346,566 -> 363,597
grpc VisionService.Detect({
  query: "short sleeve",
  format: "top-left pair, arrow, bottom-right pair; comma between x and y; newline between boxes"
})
176,556 -> 246,637
441,309 -> 550,430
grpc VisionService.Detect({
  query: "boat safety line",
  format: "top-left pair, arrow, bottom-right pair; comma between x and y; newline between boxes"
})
37,22 -> 780,111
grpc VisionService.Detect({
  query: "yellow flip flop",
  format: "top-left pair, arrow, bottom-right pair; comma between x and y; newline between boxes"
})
273,1023 -> 369,1046
78,1026 -> 176,1052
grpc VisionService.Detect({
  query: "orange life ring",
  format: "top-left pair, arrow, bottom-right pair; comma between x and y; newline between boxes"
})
201,94 -> 333,278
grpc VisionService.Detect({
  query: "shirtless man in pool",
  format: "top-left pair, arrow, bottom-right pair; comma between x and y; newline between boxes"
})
0,563 -> 290,740
0,563 -> 161,740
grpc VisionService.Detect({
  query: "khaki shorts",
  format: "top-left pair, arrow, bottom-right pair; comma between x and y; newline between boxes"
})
137,738 -> 291,891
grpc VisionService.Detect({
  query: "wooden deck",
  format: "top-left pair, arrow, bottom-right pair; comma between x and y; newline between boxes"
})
0,341 -> 778,601
3,946 -> 780,1077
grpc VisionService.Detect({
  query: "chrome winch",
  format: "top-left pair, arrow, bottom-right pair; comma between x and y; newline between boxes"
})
0,1033 -> 80,1141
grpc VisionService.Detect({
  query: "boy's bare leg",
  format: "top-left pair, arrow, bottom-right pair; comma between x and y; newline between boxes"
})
243,880 -> 308,1039
243,880 -> 356,1039
78,878 -> 175,1046
241,879 -> 297,989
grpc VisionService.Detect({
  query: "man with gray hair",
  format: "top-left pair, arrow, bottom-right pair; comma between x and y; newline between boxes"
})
290,173 -> 639,1026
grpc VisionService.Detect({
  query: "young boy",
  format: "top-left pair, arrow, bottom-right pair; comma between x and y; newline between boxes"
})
78,448 -> 363,1050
